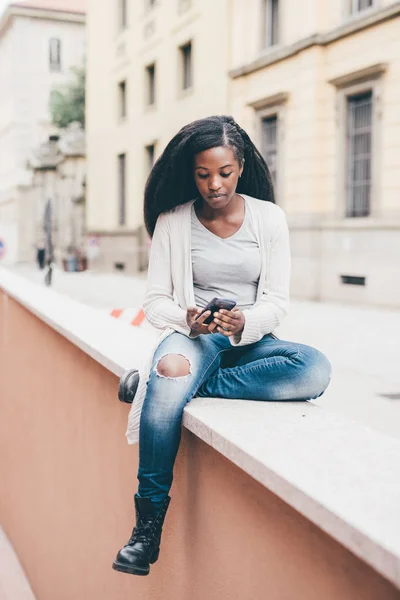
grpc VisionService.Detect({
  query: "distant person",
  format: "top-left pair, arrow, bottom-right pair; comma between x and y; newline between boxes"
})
113,116 -> 332,576
36,245 -> 45,270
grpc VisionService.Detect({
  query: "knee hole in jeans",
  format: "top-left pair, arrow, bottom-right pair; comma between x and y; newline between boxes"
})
154,353 -> 192,381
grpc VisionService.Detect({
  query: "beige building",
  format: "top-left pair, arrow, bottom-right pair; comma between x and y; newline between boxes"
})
86,0 -> 230,273
86,0 -> 400,308
230,0 -> 400,308
0,0 -> 86,266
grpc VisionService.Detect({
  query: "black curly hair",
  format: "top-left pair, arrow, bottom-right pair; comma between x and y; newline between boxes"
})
144,115 -> 275,236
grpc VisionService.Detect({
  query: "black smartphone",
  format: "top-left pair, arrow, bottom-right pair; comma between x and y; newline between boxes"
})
195,297 -> 237,325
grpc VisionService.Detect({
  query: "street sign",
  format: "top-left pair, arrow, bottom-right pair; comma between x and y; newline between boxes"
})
0,239 -> 6,260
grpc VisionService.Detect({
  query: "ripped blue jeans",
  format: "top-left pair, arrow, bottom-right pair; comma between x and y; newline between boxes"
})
138,331 -> 331,510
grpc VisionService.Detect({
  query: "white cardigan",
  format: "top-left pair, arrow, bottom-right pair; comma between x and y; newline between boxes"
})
126,194 -> 291,444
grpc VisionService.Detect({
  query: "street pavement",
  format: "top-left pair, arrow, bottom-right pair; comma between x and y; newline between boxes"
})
8,264 -> 400,441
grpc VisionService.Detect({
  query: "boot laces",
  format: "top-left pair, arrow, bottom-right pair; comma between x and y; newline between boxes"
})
129,512 -> 162,546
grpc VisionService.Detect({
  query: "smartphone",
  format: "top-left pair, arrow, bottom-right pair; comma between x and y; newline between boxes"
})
195,297 -> 237,325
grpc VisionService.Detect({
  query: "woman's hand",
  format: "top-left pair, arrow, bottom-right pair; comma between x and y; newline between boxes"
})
212,307 -> 245,337
186,307 -> 218,336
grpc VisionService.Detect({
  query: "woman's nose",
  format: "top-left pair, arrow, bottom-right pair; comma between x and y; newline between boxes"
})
209,177 -> 222,191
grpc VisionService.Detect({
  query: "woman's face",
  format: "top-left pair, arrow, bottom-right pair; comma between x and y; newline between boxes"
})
193,146 -> 243,210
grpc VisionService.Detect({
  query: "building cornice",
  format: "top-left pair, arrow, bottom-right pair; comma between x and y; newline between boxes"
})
0,4 -> 85,39
230,2 -> 400,79
328,62 -> 388,88
247,91 -> 289,110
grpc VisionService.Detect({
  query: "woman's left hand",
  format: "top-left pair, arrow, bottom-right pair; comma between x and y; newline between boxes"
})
212,307 -> 245,337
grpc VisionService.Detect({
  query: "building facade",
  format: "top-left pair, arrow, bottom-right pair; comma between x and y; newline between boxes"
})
86,0 -> 400,308
230,0 -> 400,308
86,0 -> 230,273
0,0 -> 86,266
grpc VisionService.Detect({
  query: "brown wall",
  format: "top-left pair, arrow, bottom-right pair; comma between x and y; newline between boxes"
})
1,290 -> 399,600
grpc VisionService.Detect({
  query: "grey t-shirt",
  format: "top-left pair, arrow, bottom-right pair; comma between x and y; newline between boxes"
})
191,197 -> 261,311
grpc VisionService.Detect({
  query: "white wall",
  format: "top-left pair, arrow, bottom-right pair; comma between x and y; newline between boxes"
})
0,9 -> 86,263
10,15 -> 86,181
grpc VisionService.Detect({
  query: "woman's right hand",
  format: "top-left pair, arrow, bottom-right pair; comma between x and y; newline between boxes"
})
186,307 -> 218,336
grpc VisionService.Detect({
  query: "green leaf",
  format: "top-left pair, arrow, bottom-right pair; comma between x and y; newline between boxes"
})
50,66 -> 86,129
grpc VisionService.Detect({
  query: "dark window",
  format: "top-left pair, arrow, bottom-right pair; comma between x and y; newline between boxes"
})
346,91 -> 372,218
378,393 -> 400,400
180,42 -> 193,90
261,115 -> 278,186
49,38 -> 61,71
145,144 -> 156,172
341,275 -> 366,286
262,0 -> 279,48
349,0 -> 374,14
146,63 -> 156,105
119,81 -> 127,119
118,153 -> 126,226
120,0 -> 127,30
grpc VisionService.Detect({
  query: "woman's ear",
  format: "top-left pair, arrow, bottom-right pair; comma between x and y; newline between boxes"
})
239,158 -> 245,178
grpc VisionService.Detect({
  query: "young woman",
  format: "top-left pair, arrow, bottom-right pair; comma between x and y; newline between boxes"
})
112,115 -> 331,576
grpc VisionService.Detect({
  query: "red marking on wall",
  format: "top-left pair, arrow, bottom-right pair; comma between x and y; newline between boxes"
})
131,310 -> 145,327
110,308 -> 146,327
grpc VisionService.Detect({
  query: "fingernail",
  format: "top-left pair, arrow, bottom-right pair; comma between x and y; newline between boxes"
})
214,312 -> 219,317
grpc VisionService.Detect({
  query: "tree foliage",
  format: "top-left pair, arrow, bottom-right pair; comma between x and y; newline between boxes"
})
51,67 -> 86,129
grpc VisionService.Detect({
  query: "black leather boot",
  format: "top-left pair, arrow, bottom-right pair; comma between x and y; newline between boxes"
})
118,369 -> 140,404
112,494 -> 171,576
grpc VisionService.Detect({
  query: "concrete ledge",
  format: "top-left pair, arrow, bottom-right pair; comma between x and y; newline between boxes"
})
0,528 -> 36,600
183,399 -> 400,589
0,267 -> 157,379
1,267 -> 400,589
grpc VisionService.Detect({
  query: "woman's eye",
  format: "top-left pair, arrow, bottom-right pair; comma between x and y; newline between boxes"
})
197,172 -> 233,180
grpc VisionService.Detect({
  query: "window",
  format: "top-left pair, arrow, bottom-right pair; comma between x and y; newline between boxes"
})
146,63 -> 156,106
341,275 -> 366,286
49,38 -> 61,71
261,115 -> 278,186
346,92 -> 372,218
251,94 -> 288,204
120,0 -> 127,30
262,0 -> 279,48
180,41 -> 193,90
119,81 -> 127,119
118,153 -> 126,225
145,144 -> 156,172
349,0 -> 374,15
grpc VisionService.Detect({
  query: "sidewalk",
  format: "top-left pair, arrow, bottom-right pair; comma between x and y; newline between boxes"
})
7,264 -> 400,440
